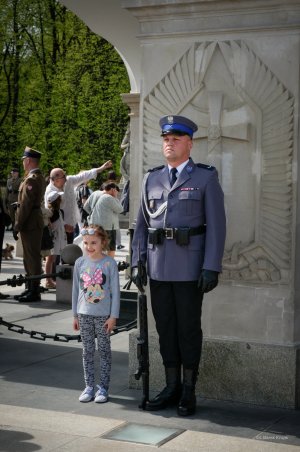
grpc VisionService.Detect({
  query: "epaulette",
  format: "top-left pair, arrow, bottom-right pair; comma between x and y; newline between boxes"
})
147,165 -> 165,173
196,163 -> 215,171
27,173 -> 37,179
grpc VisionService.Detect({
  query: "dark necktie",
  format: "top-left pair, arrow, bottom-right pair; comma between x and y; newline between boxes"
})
170,167 -> 178,187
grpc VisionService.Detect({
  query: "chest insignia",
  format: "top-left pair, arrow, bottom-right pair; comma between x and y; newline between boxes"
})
180,187 -> 200,191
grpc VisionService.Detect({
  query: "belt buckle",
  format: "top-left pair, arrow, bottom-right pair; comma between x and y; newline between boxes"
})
164,228 -> 174,239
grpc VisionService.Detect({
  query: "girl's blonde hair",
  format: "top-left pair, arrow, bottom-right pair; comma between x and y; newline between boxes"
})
81,224 -> 109,250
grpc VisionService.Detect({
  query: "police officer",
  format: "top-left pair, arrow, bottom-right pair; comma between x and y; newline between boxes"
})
132,115 -> 226,416
14,147 -> 46,302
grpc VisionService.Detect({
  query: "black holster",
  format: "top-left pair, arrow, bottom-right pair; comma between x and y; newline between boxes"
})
148,228 -> 164,245
175,227 -> 190,246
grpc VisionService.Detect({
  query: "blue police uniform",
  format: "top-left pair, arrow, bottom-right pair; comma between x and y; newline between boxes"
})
132,115 -> 226,415
132,159 -> 225,280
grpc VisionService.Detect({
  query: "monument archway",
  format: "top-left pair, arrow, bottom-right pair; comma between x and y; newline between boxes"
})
60,0 -> 143,223
60,0 -> 141,92
59,0 -> 300,409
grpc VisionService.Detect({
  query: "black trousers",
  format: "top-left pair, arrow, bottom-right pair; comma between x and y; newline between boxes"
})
149,279 -> 203,370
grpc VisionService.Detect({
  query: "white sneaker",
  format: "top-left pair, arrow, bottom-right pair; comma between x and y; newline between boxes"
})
94,385 -> 108,403
79,386 -> 94,402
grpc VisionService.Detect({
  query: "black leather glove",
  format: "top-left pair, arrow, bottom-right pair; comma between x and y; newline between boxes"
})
13,229 -> 19,241
131,265 -> 147,292
198,269 -> 219,293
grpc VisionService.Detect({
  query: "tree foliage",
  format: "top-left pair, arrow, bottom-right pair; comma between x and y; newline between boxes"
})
0,0 -> 130,180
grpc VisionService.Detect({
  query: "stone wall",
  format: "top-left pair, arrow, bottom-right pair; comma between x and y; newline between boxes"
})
124,0 -> 300,408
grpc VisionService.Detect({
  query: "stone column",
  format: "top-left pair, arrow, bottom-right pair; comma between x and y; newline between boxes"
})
121,93 -> 141,228
121,92 -> 157,336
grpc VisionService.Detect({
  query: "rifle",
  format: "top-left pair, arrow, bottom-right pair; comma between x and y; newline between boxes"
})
134,253 -> 149,410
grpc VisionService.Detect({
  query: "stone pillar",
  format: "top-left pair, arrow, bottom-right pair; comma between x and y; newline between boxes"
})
121,92 -> 141,228
56,244 -> 83,304
55,264 -> 74,304
126,0 -> 300,408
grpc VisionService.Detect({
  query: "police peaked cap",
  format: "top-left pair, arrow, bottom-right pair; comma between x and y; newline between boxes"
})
159,115 -> 198,138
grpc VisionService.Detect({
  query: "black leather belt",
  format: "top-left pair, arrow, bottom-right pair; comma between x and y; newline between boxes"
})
148,225 -> 206,246
162,225 -> 206,239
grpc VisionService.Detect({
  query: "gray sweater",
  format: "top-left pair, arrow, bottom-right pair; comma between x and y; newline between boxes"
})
72,255 -> 120,318
87,193 -> 123,230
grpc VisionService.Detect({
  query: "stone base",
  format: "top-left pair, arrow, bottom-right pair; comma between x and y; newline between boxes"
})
56,264 -> 73,304
119,213 -> 129,229
129,332 -> 300,409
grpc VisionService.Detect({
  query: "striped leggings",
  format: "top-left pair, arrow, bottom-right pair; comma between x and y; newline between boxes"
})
78,314 -> 111,390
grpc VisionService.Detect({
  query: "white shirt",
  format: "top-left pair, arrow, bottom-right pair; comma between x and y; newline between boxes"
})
167,159 -> 189,178
45,168 -> 98,227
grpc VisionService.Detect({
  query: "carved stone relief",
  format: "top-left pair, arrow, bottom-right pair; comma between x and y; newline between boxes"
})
120,124 -> 131,182
143,40 -> 294,283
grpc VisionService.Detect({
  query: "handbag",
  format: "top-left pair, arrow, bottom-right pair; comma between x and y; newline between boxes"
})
41,225 -> 54,250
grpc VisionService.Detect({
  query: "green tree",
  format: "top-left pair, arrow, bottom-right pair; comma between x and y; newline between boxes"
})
0,0 -> 130,179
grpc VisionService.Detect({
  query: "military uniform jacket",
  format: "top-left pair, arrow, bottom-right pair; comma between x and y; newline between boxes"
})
132,158 -> 226,281
6,176 -> 22,204
15,169 -> 46,232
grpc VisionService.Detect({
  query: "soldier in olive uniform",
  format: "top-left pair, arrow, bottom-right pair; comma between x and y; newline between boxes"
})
14,147 -> 46,302
132,115 -> 226,416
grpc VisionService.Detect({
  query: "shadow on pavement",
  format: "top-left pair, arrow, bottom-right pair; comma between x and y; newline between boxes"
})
0,430 -> 40,452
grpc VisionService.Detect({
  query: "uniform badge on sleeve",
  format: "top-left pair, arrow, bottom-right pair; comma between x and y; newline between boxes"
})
27,185 -> 33,191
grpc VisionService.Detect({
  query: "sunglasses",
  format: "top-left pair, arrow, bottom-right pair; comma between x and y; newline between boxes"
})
81,228 -> 96,236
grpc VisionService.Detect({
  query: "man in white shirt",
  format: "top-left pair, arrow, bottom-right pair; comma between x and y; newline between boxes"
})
45,161 -> 112,243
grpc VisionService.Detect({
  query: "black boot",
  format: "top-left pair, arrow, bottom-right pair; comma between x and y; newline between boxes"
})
18,291 -> 41,303
177,368 -> 198,416
14,280 -> 30,300
18,281 -> 41,303
145,367 -> 181,411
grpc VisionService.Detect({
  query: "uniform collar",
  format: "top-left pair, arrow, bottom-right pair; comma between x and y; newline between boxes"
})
167,159 -> 189,176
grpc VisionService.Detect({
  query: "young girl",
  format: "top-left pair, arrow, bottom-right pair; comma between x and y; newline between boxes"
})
72,224 -> 120,403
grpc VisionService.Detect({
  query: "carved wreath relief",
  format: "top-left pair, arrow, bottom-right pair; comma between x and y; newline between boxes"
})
143,41 -> 294,283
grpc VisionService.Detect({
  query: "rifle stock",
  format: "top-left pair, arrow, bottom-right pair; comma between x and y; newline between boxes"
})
134,255 -> 150,409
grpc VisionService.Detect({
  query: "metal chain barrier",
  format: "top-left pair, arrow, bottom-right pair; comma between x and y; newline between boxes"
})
0,316 -> 137,342
0,260 -> 136,341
